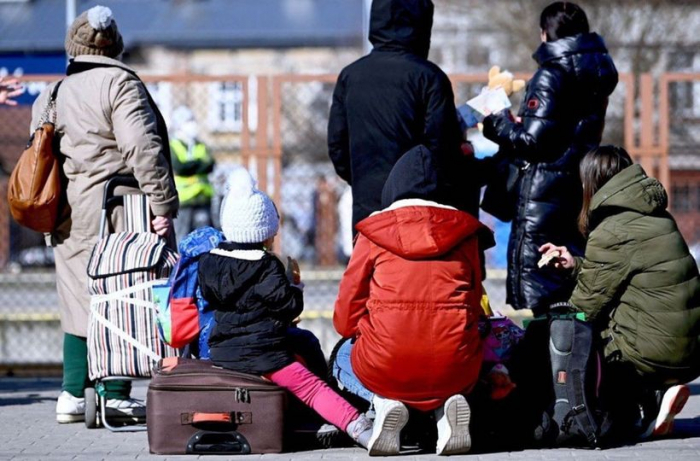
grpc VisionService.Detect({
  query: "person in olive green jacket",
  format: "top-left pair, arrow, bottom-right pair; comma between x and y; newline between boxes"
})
540,145 -> 700,440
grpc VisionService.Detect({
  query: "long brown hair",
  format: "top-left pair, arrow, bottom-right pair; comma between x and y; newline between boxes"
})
578,145 -> 633,235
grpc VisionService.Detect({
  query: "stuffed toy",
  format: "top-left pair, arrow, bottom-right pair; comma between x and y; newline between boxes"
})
457,66 -> 526,154
487,65 -> 526,96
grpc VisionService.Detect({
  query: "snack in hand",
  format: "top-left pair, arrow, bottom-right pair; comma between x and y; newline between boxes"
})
537,250 -> 561,268
286,256 -> 301,285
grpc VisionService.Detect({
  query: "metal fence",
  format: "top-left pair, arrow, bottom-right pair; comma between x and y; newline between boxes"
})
0,72 -> 698,368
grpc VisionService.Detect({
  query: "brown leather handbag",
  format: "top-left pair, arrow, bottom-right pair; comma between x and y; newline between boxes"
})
8,81 -> 63,233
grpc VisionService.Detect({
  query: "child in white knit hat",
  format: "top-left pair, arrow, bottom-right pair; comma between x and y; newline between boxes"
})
197,167 -> 373,448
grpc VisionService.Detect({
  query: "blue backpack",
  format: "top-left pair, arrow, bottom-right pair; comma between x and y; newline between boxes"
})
156,226 -> 224,359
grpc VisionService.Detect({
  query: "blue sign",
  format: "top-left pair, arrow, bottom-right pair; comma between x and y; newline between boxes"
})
1,53 -> 66,105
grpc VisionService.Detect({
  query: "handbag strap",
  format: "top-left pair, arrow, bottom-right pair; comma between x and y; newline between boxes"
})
37,80 -> 63,128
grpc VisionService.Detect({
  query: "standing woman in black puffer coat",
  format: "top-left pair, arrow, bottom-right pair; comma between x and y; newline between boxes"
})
482,2 -> 618,313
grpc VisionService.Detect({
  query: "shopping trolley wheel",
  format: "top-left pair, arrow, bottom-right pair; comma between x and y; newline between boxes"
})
84,387 -> 98,429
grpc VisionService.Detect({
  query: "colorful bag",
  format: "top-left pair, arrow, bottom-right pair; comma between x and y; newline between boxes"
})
479,316 -> 525,400
480,316 -> 525,364
157,226 -> 224,357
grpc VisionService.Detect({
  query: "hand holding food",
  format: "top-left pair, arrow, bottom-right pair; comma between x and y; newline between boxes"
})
538,243 -> 574,270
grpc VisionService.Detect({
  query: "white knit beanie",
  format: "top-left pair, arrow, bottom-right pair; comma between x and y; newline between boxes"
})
220,168 -> 279,244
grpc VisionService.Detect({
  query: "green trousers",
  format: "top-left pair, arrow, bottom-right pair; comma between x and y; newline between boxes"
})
62,333 -> 131,400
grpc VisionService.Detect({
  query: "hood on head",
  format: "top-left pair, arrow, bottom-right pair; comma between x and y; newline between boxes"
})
357,204 -> 492,260
591,164 -> 668,217
533,32 -> 618,98
381,145 -> 443,208
369,0 -> 433,58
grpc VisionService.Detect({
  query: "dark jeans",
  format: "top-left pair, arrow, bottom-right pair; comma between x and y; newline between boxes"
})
286,326 -> 328,379
600,358 -> 664,437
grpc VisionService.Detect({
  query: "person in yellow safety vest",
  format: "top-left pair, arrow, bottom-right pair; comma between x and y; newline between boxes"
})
170,106 -> 215,242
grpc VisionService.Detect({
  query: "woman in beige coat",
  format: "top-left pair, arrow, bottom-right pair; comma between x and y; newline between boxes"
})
30,6 -> 179,423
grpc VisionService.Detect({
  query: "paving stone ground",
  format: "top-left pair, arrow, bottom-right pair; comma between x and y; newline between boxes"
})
1,378 -> 699,460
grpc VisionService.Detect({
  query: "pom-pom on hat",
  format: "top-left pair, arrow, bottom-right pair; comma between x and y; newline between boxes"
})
220,167 -> 279,244
65,6 -> 124,58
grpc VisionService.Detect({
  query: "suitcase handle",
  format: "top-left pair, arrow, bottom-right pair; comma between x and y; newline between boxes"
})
181,411 -> 252,425
186,431 -> 251,455
194,412 -> 231,423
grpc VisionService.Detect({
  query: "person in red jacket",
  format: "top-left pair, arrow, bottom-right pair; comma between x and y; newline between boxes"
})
333,145 -> 493,456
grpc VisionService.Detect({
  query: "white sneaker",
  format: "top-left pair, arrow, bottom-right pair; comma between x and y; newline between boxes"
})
367,396 -> 409,456
105,398 -> 147,420
435,394 -> 472,455
650,385 -> 690,438
56,391 -> 85,423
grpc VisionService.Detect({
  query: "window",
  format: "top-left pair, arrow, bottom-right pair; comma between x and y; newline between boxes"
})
672,184 -> 691,212
208,82 -> 244,132
668,51 -> 698,117
669,51 -> 694,70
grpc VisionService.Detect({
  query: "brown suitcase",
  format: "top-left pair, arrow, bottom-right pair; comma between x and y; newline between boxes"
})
147,358 -> 287,454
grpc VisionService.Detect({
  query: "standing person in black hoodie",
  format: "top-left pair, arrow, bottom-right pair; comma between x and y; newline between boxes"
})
328,0 -> 476,232
482,2 -> 618,313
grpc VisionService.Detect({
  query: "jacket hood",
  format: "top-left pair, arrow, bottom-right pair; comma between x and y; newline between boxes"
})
533,32 -> 618,98
369,0 -> 433,58
591,164 -> 668,217
381,144 -> 444,208
357,203 -> 492,260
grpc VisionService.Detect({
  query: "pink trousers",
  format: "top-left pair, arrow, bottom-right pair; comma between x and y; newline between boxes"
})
265,361 -> 359,430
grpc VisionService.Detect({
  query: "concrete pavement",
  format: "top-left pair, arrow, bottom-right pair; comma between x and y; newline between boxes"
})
1,378 -> 700,460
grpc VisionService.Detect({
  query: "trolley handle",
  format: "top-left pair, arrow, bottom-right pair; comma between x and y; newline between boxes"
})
102,175 -> 140,210
99,175 -> 142,238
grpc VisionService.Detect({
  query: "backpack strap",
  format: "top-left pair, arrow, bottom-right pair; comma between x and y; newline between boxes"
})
563,368 -> 599,446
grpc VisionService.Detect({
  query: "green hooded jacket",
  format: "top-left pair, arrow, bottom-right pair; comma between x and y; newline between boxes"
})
570,164 -> 700,384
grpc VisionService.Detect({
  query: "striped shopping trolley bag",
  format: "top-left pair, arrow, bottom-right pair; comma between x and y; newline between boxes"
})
85,176 -> 179,430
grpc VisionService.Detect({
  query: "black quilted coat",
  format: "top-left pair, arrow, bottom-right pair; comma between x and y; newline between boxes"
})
199,242 -> 303,374
483,33 -> 618,311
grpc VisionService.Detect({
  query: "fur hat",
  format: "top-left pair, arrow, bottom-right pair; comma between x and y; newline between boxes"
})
220,168 -> 279,244
65,6 -> 124,58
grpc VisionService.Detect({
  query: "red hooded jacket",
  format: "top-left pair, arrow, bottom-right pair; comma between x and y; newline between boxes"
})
334,200 -> 488,411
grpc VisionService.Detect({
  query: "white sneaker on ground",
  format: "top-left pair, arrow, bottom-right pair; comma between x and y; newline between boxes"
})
367,396 -> 409,456
56,391 -> 85,423
105,398 -> 147,420
435,394 -> 472,455
649,385 -> 690,438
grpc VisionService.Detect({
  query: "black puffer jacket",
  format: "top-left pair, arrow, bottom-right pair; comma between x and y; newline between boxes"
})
483,33 -> 618,311
328,0 -> 476,229
198,242 -> 303,374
